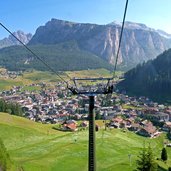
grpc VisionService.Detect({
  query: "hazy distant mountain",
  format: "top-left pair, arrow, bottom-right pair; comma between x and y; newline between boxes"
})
29,19 -> 171,70
0,31 -> 32,49
117,48 -> 171,103
109,21 -> 155,31
156,29 -> 171,39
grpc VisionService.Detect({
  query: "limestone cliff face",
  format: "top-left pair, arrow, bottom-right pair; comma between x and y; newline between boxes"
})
0,31 -> 32,49
29,19 -> 171,69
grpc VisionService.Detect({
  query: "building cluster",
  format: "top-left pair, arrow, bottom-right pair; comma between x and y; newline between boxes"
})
0,69 -> 22,78
1,83 -> 171,137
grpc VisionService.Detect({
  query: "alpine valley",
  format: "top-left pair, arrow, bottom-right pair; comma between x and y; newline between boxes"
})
2,17 -> 171,171
0,18 -> 171,71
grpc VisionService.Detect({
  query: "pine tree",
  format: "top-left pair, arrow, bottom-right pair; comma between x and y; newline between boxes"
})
135,144 -> 157,171
161,147 -> 168,162
0,99 -> 6,112
136,146 -> 147,171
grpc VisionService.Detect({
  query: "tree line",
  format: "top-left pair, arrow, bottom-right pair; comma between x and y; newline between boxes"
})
0,99 -> 23,116
135,144 -> 171,171
118,48 -> 171,104
0,42 -> 113,72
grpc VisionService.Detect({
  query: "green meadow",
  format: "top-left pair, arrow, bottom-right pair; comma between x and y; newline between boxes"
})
66,68 -> 112,78
22,70 -> 61,83
0,112 -> 171,171
0,68 -> 118,91
0,69 -> 168,171
0,79 -> 24,90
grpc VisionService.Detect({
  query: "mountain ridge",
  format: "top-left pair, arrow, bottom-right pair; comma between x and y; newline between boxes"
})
28,18 -> 171,70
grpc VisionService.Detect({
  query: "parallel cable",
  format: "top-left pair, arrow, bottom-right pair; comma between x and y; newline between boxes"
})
0,0 -> 129,95
0,22 -> 72,86
112,0 -> 129,79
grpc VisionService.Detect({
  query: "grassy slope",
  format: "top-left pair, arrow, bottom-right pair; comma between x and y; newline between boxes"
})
22,71 -> 61,82
0,74 -> 32,90
66,68 -> 112,78
0,78 -> 24,90
0,113 -> 170,171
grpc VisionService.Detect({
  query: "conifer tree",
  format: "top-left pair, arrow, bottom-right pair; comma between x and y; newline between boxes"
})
135,144 -> 157,171
161,147 -> 168,162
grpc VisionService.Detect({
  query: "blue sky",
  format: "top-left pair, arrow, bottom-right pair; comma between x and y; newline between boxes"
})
0,0 -> 171,39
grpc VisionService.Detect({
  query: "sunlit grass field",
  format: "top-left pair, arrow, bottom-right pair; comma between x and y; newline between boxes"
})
0,112 -> 171,171
0,68 -> 118,91
0,69 -> 168,170
66,68 -> 112,78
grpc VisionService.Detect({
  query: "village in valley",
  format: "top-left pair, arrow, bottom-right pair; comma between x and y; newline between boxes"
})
1,79 -> 171,140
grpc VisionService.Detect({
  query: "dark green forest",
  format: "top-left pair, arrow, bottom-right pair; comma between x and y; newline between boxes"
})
0,41 -> 113,71
117,49 -> 171,103
0,99 -> 23,116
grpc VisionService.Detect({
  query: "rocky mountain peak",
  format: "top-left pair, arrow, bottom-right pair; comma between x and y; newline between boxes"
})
108,21 -> 155,31
156,29 -> 171,39
29,18 -> 171,70
0,31 -> 32,49
9,30 -> 32,44
49,18 -> 77,25
109,21 -> 171,39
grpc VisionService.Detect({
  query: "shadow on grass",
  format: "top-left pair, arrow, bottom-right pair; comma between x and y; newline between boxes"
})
158,166 -> 167,171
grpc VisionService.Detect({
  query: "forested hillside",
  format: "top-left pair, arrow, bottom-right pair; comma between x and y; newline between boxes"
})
29,18 -> 171,70
117,49 -> 171,103
0,41 -> 113,71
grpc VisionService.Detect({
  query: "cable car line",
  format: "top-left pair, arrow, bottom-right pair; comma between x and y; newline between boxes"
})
112,0 -> 129,79
0,1 -> 129,170
0,0 -> 129,95
0,22 -> 72,87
